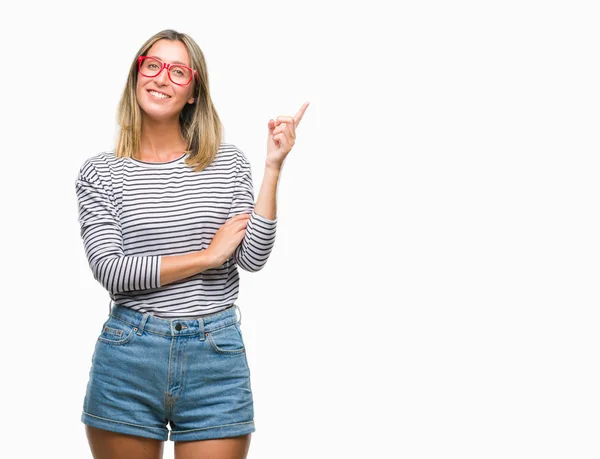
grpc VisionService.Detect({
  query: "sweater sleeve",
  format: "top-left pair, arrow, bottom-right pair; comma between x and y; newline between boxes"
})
228,151 -> 277,272
75,160 -> 162,294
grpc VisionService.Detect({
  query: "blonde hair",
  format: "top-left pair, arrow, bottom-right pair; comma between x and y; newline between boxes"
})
115,29 -> 222,173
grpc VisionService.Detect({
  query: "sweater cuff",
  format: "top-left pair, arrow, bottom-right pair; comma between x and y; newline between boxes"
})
251,209 -> 277,225
155,255 -> 162,288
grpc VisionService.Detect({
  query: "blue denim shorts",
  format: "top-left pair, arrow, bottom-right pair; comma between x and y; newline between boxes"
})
81,302 -> 255,442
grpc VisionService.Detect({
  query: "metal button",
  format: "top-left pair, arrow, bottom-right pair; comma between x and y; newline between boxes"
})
175,323 -> 182,331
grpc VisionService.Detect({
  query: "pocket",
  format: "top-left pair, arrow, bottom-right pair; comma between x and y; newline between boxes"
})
97,315 -> 137,346
205,322 -> 245,354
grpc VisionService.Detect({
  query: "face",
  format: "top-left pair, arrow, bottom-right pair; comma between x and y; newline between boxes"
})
136,39 -> 196,123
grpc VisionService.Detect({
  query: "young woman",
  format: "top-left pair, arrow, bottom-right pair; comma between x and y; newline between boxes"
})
76,29 -> 308,459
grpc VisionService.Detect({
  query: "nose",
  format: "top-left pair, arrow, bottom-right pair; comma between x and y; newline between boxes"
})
156,65 -> 170,85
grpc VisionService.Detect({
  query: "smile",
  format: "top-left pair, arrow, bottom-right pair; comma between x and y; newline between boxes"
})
147,90 -> 171,100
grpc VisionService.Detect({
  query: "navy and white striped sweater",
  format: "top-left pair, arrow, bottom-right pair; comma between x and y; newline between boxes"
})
75,143 -> 277,318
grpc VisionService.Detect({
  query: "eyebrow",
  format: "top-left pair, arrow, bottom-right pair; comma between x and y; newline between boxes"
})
148,55 -> 190,66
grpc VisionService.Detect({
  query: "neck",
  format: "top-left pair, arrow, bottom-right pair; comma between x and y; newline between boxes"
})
139,116 -> 187,162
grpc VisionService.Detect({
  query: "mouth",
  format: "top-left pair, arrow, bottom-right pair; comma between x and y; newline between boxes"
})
147,89 -> 172,100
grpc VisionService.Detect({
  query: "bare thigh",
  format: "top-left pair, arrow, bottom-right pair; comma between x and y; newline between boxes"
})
85,425 -> 165,459
174,433 -> 251,459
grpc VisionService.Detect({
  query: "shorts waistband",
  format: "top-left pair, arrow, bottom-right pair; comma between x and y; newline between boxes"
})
108,303 -> 241,338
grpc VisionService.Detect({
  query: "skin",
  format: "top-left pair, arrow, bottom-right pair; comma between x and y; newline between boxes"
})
85,425 -> 250,459
85,427 -> 166,459
86,38 -> 309,459
135,39 -> 196,162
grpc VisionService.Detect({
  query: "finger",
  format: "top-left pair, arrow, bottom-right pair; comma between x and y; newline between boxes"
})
275,116 -> 295,127
231,221 -> 249,234
275,116 -> 294,123
273,132 -> 289,146
273,125 -> 295,139
234,222 -> 248,233
273,126 -> 295,144
294,101 -> 310,127
274,118 -> 296,139
229,213 -> 251,222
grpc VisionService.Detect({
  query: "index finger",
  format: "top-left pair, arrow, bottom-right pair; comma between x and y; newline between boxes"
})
294,101 -> 310,127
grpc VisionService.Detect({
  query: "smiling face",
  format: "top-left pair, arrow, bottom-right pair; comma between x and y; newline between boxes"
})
136,39 -> 196,123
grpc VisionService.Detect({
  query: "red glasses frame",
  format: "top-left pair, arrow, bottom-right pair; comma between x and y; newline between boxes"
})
137,56 -> 199,86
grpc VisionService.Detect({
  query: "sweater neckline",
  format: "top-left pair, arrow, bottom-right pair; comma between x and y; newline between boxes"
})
128,152 -> 188,168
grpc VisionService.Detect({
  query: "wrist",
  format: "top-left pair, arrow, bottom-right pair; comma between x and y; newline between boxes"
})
199,249 -> 219,270
264,163 -> 281,175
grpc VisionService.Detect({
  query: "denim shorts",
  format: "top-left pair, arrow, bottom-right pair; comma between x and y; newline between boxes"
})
81,302 -> 255,442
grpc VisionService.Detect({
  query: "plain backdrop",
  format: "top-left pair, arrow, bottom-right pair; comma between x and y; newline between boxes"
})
1,1 -> 599,458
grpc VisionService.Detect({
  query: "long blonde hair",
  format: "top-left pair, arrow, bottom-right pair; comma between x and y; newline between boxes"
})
115,29 -> 222,173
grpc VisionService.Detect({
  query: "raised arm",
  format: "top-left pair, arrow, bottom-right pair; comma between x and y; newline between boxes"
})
228,151 -> 278,272
75,160 -> 216,294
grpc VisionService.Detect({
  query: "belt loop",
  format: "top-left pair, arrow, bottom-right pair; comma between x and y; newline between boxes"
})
235,304 -> 242,325
198,317 -> 205,341
137,313 -> 149,336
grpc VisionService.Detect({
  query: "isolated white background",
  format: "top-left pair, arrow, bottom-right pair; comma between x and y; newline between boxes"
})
1,0 -> 599,458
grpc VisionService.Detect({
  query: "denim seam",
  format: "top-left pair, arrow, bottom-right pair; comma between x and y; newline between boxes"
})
166,336 -> 174,418
205,319 -> 240,334
98,327 -> 136,345
110,316 -> 239,337
206,332 -> 245,354
103,326 -> 123,336
83,411 -> 168,434
171,420 -> 254,434
109,314 -> 138,330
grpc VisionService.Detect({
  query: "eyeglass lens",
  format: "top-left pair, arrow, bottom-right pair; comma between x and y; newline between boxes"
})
139,57 -> 192,85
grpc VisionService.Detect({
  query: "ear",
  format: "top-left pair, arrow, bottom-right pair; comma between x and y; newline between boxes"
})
187,97 -> 195,105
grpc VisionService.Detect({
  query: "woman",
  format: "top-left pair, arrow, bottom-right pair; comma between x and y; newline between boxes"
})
76,29 -> 308,459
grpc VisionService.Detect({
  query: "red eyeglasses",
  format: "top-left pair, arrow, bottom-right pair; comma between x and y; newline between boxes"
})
137,56 -> 199,86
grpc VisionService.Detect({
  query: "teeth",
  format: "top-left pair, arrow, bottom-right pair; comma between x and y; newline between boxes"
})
149,90 -> 170,99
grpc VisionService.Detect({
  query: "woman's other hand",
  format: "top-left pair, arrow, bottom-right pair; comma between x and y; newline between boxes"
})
204,213 -> 251,267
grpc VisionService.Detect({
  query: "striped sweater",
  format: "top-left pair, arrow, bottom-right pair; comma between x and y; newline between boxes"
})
75,143 -> 277,318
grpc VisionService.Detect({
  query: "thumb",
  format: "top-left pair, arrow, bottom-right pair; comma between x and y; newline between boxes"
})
268,119 -> 275,133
